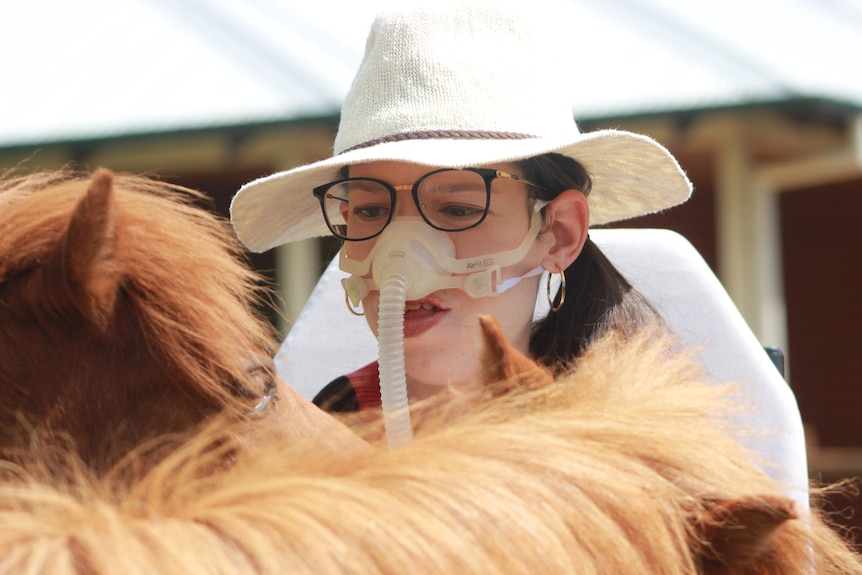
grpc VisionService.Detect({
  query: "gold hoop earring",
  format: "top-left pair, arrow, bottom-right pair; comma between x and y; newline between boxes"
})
345,292 -> 365,316
547,267 -> 566,313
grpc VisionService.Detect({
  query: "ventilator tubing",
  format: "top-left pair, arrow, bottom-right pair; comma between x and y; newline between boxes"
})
340,214 -> 544,448
360,220 -> 459,448
376,264 -> 413,448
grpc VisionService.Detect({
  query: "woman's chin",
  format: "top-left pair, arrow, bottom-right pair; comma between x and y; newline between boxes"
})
404,328 -> 475,356
405,348 -> 480,388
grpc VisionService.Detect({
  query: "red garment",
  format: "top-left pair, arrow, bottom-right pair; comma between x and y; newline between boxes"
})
348,361 -> 382,412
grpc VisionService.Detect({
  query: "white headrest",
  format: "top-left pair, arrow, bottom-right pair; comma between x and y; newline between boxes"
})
275,228 -> 808,507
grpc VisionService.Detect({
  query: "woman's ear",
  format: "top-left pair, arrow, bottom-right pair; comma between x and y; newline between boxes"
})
540,189 -> 589,271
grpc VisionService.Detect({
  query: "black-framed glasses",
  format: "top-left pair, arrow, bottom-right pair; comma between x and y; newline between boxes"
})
312,167 -> 548,241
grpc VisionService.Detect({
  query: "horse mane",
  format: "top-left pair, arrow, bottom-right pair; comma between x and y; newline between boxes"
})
2,321 -> 860,574
0,168 -> 279,471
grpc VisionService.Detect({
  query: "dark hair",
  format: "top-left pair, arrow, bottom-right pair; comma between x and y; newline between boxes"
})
516,153 -> 663,374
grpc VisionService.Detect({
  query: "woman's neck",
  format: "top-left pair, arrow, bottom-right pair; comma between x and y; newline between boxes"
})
406,377 -> 481,403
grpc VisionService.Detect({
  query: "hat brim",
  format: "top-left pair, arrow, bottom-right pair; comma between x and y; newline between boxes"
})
230,129 -> 692,253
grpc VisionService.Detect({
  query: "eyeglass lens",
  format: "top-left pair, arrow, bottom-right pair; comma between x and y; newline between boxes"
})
320,169 -> 490,240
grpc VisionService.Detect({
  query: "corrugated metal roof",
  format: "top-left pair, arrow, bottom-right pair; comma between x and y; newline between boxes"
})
2,0 -> 861,148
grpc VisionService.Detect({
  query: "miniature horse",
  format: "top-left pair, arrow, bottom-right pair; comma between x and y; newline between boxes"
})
0,169 -> 363,475
3,317 -> 861,571
0,170 -> 859,573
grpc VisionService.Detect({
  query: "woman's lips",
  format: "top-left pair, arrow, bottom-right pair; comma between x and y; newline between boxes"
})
402,297 -> 449,338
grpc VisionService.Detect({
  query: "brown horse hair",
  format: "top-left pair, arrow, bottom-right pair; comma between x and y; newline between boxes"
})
0,168 -> 280,472
2,322 -> 860,573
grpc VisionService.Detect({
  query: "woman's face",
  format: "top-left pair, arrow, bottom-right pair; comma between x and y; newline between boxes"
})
343,161 -> 553,391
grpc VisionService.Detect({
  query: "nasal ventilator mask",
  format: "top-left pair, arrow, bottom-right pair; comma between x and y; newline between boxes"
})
340,207 -> 546,448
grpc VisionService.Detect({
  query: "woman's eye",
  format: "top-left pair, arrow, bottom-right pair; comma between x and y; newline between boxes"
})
353,205 -> 390,220
440,204 -> 484,218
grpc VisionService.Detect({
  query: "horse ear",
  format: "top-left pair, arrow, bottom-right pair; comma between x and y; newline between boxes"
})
477,315 -> 553,395
695,494 -> 796,573
49,169 -> 121,330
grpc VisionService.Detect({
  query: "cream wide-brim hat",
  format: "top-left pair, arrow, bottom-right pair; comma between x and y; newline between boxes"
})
230,2 -> 692,253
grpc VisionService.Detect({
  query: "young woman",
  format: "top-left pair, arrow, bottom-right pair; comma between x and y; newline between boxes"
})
230,3 -> 692,415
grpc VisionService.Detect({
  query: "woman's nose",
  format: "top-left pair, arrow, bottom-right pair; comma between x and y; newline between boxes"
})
392,188 -> 422,219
